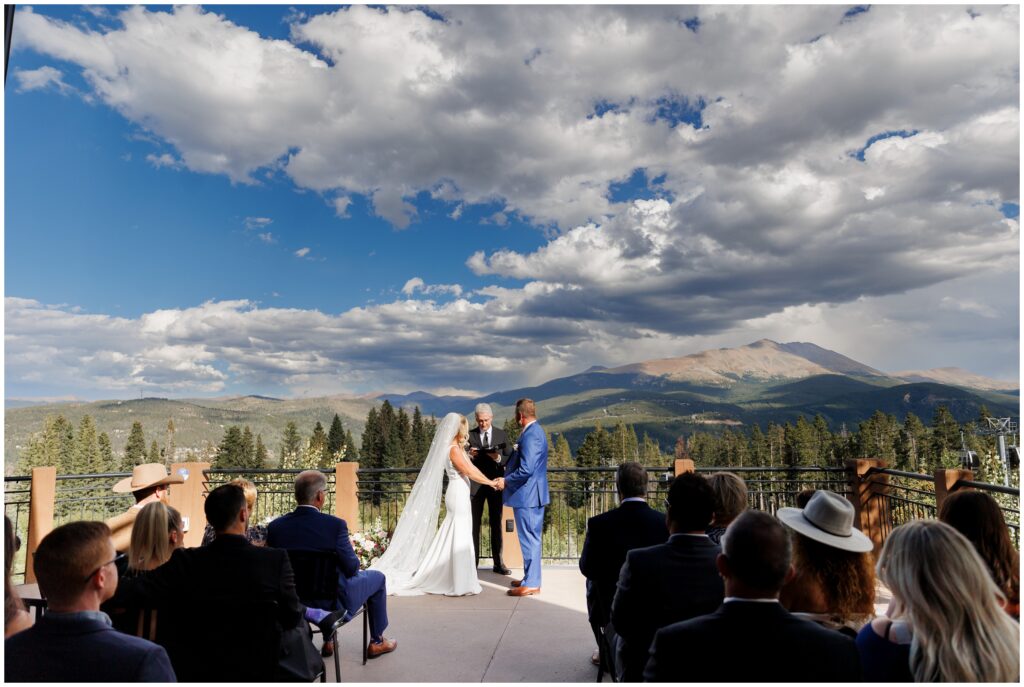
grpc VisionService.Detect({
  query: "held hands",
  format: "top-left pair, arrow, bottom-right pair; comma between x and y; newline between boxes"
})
492,477 -> 505,491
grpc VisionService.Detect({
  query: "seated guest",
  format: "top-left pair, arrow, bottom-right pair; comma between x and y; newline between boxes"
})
705,471 -> 747,544
856,520 -> 1019,682
645,510 -> 862,682
128,502 -> 184,574
778,490 -> 875,635
105,463 -> 184,552
939,489 -> 1020,619
4,516 -> 31,638
610,472 -> 723,683
579,462 -> 668,666
110,485 -> 345,679
201,477 -> 267,546
5,521 -> 176,682
267,470 -> 396,659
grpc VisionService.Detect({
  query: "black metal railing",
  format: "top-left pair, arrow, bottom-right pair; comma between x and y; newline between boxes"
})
54,473 -> 135,526
696,466 -> 852,516
864,468 -> 939,542
203,467 -> 337,527
4,476 -> 32,584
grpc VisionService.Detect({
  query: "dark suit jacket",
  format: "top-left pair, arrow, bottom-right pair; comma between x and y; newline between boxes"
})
611,533 -> 724,682
579,501 -> 669,626
266,506 -> 362,611
644,600 -> 863,682
5,612 -> 176,682
110,533 -> 304,631
468,426 -> 513,479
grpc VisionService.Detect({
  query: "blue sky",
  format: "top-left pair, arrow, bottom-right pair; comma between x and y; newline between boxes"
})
4,5 -> 1019,399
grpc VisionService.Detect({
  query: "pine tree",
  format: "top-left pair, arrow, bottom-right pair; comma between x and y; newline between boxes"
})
361,407 -> 381,469
749,425 -> 768,466
73,415 -> 100,474
20,415 -> 75,473
610,422 -> 639,464
148,440 -> 161,464
241,426 -> 256,468
122,421 -> 148,471
411,407 -> 429,464
343,429 -> 358,461
396,408 -> 413,468
502,416 -> 521,444
97,432 -> 116,472
930,406 -> 961,466
548,433 -> 573,468
165,419 -> 177,467
640,432 -> 662,465
279,421 -> 303,469
215,426 -> 245,468
327,414 -> 346,460
812,414 -> 833,466
305,422 -> 330,469
254,434 -> 269,468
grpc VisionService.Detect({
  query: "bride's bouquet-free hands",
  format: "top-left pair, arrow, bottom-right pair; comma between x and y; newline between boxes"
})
492,477 -> 505,491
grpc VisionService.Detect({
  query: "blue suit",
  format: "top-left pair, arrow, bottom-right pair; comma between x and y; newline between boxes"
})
5,612 -> 176,682
503,421 -> 550,587
267,506 -> 389,642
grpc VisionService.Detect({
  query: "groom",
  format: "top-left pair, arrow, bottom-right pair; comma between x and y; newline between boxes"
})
500,398 -> 550,597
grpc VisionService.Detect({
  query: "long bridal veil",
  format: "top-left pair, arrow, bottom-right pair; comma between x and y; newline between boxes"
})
369,411 -> 462,595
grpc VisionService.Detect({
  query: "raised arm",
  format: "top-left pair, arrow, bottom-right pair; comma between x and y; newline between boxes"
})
450,445 -> 498,488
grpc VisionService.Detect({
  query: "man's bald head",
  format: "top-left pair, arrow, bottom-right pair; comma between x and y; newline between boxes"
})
720,510 -> 792,595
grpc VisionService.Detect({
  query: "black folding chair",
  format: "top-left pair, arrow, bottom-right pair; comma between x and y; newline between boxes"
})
588,584 -> 618,683
286,549 -> 368,682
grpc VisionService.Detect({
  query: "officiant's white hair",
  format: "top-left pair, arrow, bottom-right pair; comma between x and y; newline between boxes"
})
474,403 -> 493,417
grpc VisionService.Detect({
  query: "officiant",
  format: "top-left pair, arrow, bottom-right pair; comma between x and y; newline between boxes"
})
468,403 -> 514,575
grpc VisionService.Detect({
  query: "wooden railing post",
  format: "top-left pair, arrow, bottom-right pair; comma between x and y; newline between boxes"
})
934,467 -> 973,513
335,462 -> 360,530
846,459 -> 887,554
25,467 -> 57,584
167,462 -> 210,549
674,459 -> 695,476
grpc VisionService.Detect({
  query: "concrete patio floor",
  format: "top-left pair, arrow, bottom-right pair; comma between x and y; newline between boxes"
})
319,566 -> 895,683
322,565 -> 598,682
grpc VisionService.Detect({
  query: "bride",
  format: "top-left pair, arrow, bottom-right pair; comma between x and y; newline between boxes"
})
371,412 -> 502,596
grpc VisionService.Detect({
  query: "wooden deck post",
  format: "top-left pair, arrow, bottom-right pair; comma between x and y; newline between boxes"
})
167,462 -> 210,549
335,462 -> 360,530
934,468 -> 973,513
674,459 -> 695,476
25,467 -> 57,584
846,459 -> 887,554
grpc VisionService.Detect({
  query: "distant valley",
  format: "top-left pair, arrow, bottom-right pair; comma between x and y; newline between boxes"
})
6,340 -> 1018,467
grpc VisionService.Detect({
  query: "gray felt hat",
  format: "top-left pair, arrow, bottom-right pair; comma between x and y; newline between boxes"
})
777,490 -> 873,553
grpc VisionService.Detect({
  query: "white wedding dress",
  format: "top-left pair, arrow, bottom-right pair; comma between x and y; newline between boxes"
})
370,413 -> 482,596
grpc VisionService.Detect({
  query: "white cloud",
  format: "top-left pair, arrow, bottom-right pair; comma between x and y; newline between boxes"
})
244,216 -> 273,230
402,277 -> 463,298
257,232 -> 275,244
294,247 -> 311,258
401,277 -> 425,295
145,152 -> 182,170
14,65 -> 71,94
332,196 -> 352,218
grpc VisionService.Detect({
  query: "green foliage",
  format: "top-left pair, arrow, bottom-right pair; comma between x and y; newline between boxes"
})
165,419 -> 176,466
73,415 -> 100,474
148,440 -> 161,464
97,431 -> 115,472
411,407 -> 429,465
502,416 -> 521,444
343,429 -> 358,461
279,421 -> 303,469
327,414 -> 346,460
640,432 -> 664,465
215,426 -> 246,468
609,422 -> 639,463
122,421 -> 148,471
19,415 -> 74,473
548,433 -> 573,468
254,434 -> 269,468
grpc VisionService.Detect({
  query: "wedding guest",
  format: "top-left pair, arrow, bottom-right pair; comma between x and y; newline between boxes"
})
5,521 -> 176,682
201,477 -> 267,546
610,472 -> 722,682
267,470 -> 396,659
856,520 -> 1019,682
579,462 -> 668,666
939,489 -> 1019,618
105,463 -> 184,552
128,502 -> 184,573
4,516 -> 31,638
778,490 -> 875,636
644,510 -> 862,682
705,471 -> 747,544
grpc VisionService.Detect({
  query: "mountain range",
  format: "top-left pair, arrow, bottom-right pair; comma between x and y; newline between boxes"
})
5,340 -> 1018,466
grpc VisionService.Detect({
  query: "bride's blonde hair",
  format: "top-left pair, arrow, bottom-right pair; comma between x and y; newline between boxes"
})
455,415 -> 470,448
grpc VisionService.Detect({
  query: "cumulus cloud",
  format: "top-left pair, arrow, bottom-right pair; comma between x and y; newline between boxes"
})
294,247 -> 311,258
13,65 -> 71,94
257,232 -> 275,244
146,152 -> 182,170
401,277 -> 463,298
332,196 -> 352,218
244,216 -> 273,230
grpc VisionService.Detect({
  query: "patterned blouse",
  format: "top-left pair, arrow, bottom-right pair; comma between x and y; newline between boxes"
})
201,523 -> 268,547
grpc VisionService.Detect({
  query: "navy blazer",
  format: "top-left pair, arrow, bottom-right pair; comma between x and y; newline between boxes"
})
5,613 -> 176,682
266,507 -> 362,611
579,501 -> 669,626
611,533 -> 724,683
645,600 -> 863,682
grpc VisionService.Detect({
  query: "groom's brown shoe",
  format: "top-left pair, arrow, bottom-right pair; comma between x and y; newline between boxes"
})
507,585 -> 540,597
367,637 -> 397,658
510,578 -> 522,587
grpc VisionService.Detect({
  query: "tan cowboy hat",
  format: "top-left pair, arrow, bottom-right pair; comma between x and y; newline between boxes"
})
113,463 -> 185,493
777,490 -> 873,553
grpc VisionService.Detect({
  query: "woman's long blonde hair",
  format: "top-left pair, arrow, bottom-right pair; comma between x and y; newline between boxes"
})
129,502 -> 183,572
455,415 -> 470,449
879,520 -> 1019,682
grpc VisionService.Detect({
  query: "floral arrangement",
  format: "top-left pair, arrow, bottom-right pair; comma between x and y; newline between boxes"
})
350,517 -> 391,568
